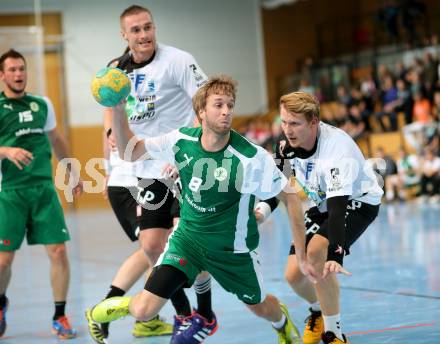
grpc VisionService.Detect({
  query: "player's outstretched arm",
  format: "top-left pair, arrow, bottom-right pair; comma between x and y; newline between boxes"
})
112,101 -> 149,162
278,189 -> 318,283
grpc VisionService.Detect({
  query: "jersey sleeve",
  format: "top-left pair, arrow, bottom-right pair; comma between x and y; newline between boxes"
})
322,144 -> 357,198
143,129 -> 180,164
245,147 -> 288,200
43,97 -> 57,132
172,52 -> 208,98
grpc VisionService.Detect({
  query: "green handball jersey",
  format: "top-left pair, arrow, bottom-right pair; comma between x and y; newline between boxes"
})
144,127 -> 287,253
0,92 -> 56,190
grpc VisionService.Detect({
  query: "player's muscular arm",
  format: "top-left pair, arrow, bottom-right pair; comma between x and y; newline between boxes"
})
112,101 -> 149,162
323,195 -> 352,278
278,189 -> 317,283
0,146 -> 33,170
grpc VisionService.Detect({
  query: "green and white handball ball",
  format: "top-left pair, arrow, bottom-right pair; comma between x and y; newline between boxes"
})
91,67 -> 131,107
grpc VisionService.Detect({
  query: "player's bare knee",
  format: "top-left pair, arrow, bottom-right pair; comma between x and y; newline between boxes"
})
0,257 -> 13,272
130,301 -> 153,321
47,244 -> 69,264
141,241 -> 164,259
307,246 -> 326,267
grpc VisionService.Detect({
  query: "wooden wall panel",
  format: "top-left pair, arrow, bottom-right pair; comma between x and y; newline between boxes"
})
69,126 -> 109,209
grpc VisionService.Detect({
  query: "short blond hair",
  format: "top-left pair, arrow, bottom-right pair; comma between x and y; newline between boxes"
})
192,75 -> 237,121
280,91 -> 320,122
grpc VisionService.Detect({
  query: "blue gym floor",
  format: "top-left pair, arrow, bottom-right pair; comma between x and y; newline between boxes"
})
3,202 -> 440,343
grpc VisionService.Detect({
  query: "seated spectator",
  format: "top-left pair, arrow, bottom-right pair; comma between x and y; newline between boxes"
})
394,78 -> 414,125
403,91 -> 433,152
417,147 -> 440,203
373,146 -> 398,193
385,147 -> 420,201
376,75 -> 399,131
344,102 -> 366,140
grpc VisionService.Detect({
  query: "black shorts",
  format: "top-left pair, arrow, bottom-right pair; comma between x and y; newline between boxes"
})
107,179 -> 175,241
289,200 -> 380,259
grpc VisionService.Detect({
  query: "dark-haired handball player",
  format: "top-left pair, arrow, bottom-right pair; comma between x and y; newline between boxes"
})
0,49 -> 83,339
273,91 -> 382,344
86,75 -> 319,344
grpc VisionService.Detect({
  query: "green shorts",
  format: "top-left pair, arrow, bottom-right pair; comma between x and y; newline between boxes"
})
157,228 -> 266,305
0,184 -> 70,251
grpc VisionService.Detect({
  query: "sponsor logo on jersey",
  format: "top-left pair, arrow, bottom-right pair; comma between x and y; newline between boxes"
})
15,127 -> 43,137
305,162 -> 314,180
328,167 -> 342,192
330,168 -> 340,183
213,167 -> 228,181
147,80 -> 155,92
165,253 -> 188,267
242,294 -> 255,301
189,64 -> 206,87
30,101 -> 39,112
129,73 -> 146,92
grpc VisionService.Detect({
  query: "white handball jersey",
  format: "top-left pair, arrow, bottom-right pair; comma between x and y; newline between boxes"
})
107,43 -> 208,185
286,122 -> 383,212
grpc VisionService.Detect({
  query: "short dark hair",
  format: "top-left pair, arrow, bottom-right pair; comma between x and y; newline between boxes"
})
120,5 -> 153,23
0,49 -> 26,71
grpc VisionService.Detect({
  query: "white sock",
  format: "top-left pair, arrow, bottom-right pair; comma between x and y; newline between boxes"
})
323,314 -> 342,339
272,313 -> 286,329
310,302 -> 321,312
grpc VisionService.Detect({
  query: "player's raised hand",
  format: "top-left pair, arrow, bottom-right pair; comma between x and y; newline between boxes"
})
323,260 -> 352,278
3,147 -> 33,170
72,179 -> 84,198
161,163 -> 179,180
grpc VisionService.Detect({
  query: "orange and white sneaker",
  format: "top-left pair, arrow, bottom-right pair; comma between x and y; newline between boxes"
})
303,308 -> 324,344
52,315 -> 77,339
321,331 -> 350,343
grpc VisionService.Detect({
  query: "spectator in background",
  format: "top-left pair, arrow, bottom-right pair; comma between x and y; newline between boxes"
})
360,73 -> 377,112
395,78 -> 414,125
376,75 -> 399,131
336,85 -> 351,106
403,91 -> 432,152
343,102 -> 366,140
417,147 -> 440,203
373,146 -> 398,194
385,147 -> 420,201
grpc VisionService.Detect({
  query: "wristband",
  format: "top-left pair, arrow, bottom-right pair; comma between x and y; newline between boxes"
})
255,201 -> 271,221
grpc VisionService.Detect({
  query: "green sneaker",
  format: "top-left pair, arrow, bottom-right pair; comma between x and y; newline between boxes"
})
85,308 -> 108,344
90,296 -> 131,323
132,315 -> 173,337
274,303 -> 302,344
